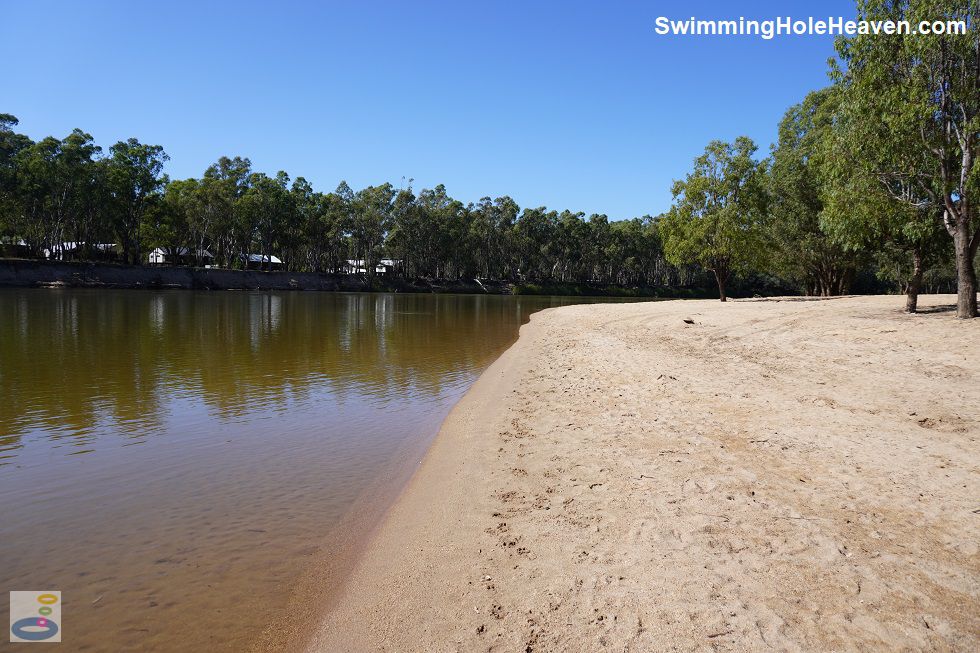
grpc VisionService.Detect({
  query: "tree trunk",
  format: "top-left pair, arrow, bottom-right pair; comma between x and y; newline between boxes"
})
953,221 -> 978,318
905,248 -> 924,314
713,268 -> 728,302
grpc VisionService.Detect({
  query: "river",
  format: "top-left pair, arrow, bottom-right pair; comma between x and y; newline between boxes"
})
0,289 -> 643,651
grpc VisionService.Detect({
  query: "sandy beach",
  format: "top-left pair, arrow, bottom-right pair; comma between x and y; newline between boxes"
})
306,295 -> 979,652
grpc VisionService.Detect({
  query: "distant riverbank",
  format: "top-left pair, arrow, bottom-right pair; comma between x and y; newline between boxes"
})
303,295 -> 979,652
0,260 -> 711,298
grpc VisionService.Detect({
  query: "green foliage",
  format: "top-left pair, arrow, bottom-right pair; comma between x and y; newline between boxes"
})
766,88 -> 870,295
831,0 -> 979,316
659,137 -> 768,300
106,138 -> 168,263
350,183 -> 396,277
10,128 -> 105,256
0,114 -> 32,241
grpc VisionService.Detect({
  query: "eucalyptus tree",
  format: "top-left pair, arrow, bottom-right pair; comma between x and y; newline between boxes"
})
0,114 -> 32,243
236,171 -> 295,270
149,178 -> 197,263
821,128 -> 950,313
587,214 -> 613,282
512,207 -> 558,281
553,210 -> 591,282
414,184 -> 470,278
1,114 -> 772,293
407,185 -> 446,277
767,88 -> 868,296
199,156 -> 251,267
604,218 -> 636,285
295,185 -> 351,273
267,172 -> 301,271
0,114 -> 28,179
14,130 -> 103,257
438,191 -> 474,278
290,177 -> 322,271
76,156 -> 113,256
606,217 -> 665,286
106,138 -> 168,264
659,137 -> 767,301
469,196 -> 519,279
319,190 -> 352,273
350,183 -> 395,278
833,0 -> 979,317
386,186 -> 422,277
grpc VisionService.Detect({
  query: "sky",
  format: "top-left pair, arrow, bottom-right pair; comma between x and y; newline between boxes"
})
2,0 -> 857,220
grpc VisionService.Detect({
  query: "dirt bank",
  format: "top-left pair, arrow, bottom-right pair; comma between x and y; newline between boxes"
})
0,260 -> 505,293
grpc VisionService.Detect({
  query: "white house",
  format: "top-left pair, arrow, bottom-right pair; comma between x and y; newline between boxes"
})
345,259 -> 400,275
243,253 -> 284,270
147,247 -> 214,266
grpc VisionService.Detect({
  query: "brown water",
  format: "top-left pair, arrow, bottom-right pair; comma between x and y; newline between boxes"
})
0,289 -> 637,651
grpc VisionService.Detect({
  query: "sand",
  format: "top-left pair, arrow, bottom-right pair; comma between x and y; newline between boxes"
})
304,295 -> 979,652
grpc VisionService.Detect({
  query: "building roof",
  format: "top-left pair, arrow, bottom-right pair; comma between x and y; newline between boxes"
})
346,259 -> 400,266
149,247 -> 214,257
44,242 -> 116,257
245,253 -> 283,264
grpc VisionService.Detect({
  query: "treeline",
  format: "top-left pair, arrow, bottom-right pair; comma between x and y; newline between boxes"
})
0,123 -> 691,289
659,0 -> 978,317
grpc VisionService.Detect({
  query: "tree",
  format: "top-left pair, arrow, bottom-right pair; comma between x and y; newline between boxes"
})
149,179 -> 199,265
0,114 -> 33,243
13,130 -> 103,257
605,217 -> 666,286
387,185 -> 422,277
767,88 -> 868,296
833,0 -> 979,317
200,156 -> 251,267
290,177 -> 325,272
821,140 -> 951,313
350,183 -> 394,278
511,207 -> 560,281
415,184 -> 469,278
319,190 -> 352,273
238,171 -> 294,270
469,196 -> 518,279
553,210 -> 590,282
659,137 -> 767,301
106,138 -> 168,264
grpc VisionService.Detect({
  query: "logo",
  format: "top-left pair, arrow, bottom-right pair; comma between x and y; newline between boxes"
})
9,591 -> 61,643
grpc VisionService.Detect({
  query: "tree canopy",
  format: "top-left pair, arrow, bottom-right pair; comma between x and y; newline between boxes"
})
831,0 -> 979,316
0,121 -> 683,291
659,137 -> 768,301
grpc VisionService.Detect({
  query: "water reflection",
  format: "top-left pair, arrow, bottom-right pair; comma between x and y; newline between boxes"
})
0,290 -> 573,463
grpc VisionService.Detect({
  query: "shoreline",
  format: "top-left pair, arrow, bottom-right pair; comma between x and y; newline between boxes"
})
303,294 -> 979,651
253,308 -> 541,653
301,306 -> 543,651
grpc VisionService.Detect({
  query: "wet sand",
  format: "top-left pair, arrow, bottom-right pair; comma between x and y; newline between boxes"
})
305,295 -> 979,651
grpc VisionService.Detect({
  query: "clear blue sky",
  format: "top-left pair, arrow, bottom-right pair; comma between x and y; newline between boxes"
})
2,0 -> 857,220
